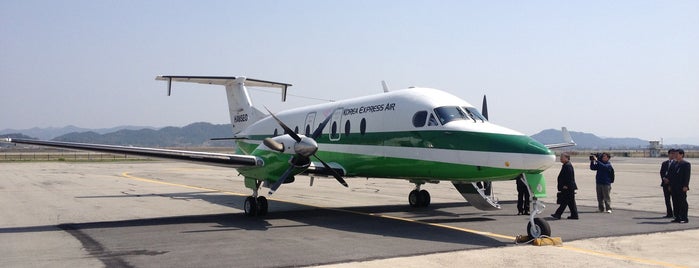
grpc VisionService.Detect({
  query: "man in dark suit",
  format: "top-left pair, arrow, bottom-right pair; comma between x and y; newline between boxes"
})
551,153 -> 578,219
669,149 -> 691,223
660,149 -> 677,218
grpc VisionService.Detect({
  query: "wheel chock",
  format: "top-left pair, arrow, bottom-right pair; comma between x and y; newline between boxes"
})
533,237 -> 563,246
514,235 -> 563,246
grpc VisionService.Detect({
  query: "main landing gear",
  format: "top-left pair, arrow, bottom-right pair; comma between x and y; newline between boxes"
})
243,183 -> 269,217
408,184 -> 431,207
244,196 -> 268,216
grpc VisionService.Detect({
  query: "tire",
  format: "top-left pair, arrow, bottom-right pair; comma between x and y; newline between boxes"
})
244,196 -> 258,217
527,218 -> 551,238
418,190 -> 431,207
408,190 -> 419,207
257,196 -> 268,216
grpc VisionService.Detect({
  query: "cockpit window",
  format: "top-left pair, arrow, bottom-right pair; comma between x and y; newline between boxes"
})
412,111 -> 428,127
428,113 -> 439,126
433,106 -> 470,125
462,106 -> 487,122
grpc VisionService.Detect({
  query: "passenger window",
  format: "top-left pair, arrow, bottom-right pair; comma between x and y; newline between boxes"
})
305,125 -> 311,136
294,126 -> 299,134
412,111 -> 428,127
274,128 -> 278,136
344,120 -> 351,136
428,114 -> 439,126
331,122 -> 339,139
360,118 -> 367,135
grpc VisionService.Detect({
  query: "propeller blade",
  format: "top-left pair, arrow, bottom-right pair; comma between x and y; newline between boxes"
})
264,107 -> 302,142
481,95 -> 489,120
263,138 -> 284,152
311,112 -> 335,140
268,165 -> 295,195
313,154 -> 348,187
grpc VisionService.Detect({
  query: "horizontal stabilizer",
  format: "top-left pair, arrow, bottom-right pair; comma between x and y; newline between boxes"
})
156,75 -> 292,101
545,127 -> 576,149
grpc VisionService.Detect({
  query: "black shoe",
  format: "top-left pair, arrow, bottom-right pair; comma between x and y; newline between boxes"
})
550,214 -> 561,219
679,220 -> 688,224
567,216 -> 579,220
517,212 -> 522,215
671,219 -> 681,223
523,211 -> 530,215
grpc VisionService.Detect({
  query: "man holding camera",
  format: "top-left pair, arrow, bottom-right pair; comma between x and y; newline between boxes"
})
590,152 -> 614,213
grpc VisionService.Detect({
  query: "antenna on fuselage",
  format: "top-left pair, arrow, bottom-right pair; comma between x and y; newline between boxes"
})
381,81 -> 390,92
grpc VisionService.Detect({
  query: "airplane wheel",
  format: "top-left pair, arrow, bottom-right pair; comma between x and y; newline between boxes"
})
408,190 -> 420,207
527,218 -> 551,238
257,196 -> 268,216
419,190 -> 431,207
244,196 -> 258,217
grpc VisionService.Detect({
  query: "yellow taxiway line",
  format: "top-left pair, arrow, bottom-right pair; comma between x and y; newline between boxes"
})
121,171 -> 688,268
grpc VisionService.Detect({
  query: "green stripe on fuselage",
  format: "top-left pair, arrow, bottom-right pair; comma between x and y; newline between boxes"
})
243,130 -> 550,155
235,130 -> 550,182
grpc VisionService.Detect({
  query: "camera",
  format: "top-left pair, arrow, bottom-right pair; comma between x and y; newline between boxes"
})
590,153 -> 609,161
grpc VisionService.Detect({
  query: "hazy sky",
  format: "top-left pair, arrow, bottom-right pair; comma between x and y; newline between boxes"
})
1,1 -> 698,144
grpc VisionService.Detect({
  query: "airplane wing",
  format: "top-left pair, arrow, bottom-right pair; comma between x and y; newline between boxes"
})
2,138 -> 261,168
544,127 -> 577,149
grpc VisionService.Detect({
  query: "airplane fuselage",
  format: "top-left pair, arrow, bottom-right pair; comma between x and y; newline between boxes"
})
235,87 -> 555,183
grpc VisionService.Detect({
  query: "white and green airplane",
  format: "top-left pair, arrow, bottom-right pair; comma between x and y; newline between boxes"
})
3,75 -> 574,238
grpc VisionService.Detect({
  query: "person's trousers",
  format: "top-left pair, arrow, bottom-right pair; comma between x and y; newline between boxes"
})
663,185 -> 673,217
596,184 -> 612,211
554,190 -> 578,217
671,189 -> 688,221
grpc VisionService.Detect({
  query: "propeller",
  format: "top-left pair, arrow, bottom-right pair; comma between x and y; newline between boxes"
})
481,95 -> 489,120
264,108 -> 348,194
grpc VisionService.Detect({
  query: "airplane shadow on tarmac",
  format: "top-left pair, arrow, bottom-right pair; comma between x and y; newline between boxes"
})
4,190 -> 699,267
1,192 -> 513,267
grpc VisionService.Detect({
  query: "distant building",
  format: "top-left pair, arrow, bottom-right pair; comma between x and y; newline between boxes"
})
649,140 -> 661,157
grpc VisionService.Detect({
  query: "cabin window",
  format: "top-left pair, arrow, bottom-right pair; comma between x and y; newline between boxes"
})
462,106 -> 487,122
344,120 -> 351,136
434,106 -> 470,125
331,122 -> 339,139
428,114 -> 439,126
412,111 -> 428,127
305,125 -> 311,136
274,128 -> 278,136
294,126 -> 299,134
360,118 -> 367,135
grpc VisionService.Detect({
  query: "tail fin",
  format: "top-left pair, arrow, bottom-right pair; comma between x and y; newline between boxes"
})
156,76 -> 292,135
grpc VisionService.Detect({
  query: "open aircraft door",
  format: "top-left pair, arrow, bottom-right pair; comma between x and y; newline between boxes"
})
304,112 -> 316,136
329,108 -> 343,141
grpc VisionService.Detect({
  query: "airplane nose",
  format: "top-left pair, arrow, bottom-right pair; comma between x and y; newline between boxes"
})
524,138 -> 556,170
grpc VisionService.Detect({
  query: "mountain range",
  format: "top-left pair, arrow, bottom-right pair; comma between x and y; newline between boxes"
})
2,124 -> 696,149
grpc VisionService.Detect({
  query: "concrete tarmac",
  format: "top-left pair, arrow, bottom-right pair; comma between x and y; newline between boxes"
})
0,157 -> 697,267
